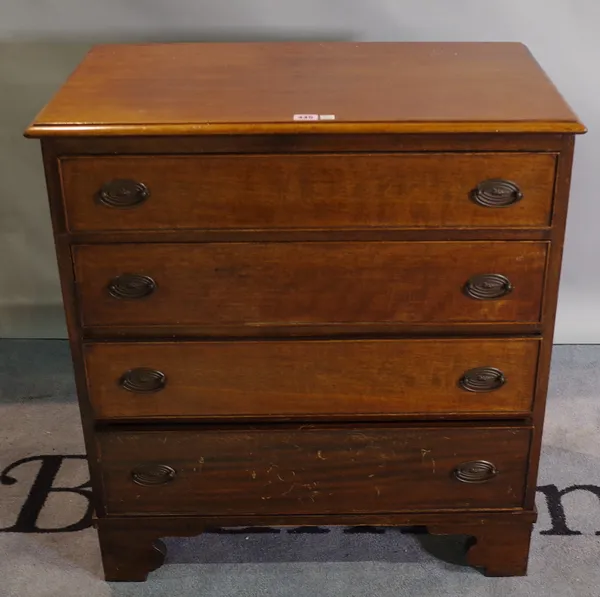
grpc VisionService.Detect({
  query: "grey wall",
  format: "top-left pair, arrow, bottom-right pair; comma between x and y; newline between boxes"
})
1,1 -> 598,341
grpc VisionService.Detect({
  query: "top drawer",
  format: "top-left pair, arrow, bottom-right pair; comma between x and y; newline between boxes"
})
59,153 -> 556,232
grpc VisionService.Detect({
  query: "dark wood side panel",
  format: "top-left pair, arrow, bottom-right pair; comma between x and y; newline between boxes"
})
39,139 -> 106,515
60,153 -> 557,232
84,338 -> 540,420
98,425 -> 532,515
73,241 -> 548,330
525,135 -> 577,507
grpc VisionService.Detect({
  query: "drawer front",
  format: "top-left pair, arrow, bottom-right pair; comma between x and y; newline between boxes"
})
60,153 -> 556,232
85,338 -> 539,420
73,241 -> 547,329
98,426 -> 531,515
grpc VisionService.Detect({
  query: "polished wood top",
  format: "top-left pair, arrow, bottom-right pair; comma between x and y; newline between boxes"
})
26,42 -> 585,137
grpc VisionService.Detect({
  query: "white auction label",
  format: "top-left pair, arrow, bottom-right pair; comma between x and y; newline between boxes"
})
293,114 -> 319,121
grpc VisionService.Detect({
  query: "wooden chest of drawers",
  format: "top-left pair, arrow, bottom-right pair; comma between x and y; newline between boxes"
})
26,41 -> 585,580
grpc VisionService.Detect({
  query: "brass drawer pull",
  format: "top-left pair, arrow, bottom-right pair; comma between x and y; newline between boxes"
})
470,178 -> 523,207
464,273 -> 512,300
454,461 -> 498,484
97,179 -> 150,208
459,367 -> 506,392
131,464 -> 176,486
108,274 -> 156,299
120,368 -> 166,393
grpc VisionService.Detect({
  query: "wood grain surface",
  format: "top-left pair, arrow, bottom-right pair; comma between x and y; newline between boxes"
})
95,510 -> 537,580
60,152 -> 557,231
73,241 -> 548,330
25,42 -> 584,136
84,338 -> 539,420
98,425 -> 532,515
27,40 -> 584,581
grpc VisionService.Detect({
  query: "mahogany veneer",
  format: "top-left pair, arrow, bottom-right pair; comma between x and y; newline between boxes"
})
26,41 -> 585,580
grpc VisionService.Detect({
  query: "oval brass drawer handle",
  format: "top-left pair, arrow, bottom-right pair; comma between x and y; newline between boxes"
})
108,274 -> 156,299
464,273 -> 512,300
120,368 -> 166,393
459,366 -> 506,392
131,464 -> 176,486
470,178 -> 523,207
453,461 -> 498,484
97,178 -> 150,208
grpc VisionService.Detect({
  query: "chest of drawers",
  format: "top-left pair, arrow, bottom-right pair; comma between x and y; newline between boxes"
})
26,41 -> 585,580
